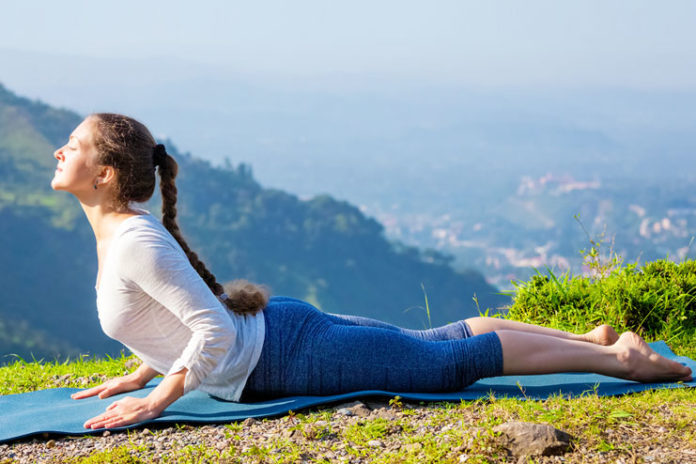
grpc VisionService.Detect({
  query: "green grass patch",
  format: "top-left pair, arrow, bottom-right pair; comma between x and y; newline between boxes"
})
0,352 -> 141,395
505,258 -> 696,357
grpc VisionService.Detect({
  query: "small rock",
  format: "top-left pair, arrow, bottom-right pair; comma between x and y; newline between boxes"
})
53,373 -> 74,386
458,455 -> 469,463
493,421 -> 572,457
403,443 -> 423,452
374,408 -> 397,420
46,439 -> 56,448
283,428 -> 301,439
367,440 -> 383,448
242,417 -> 257,427
336,408 -> 354,416
334,401 -> 371,417
102,430 -> 111,437
349,403 -> 371,417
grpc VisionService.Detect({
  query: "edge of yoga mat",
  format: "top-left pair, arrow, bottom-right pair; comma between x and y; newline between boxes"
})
1,341 -> 694,443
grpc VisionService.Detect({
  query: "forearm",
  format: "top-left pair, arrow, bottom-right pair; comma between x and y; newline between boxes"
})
130,362 -> 162,387
145,367 -> 187,415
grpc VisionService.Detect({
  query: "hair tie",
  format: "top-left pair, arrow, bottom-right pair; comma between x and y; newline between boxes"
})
153,144 -> 167,168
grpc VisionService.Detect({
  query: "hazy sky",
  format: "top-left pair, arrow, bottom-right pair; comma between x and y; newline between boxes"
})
2,0 -> 695,202
3,0 -> 696,89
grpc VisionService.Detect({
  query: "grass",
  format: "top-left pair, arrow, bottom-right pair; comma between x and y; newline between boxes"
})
1,255 -> 695,463
2,356 -> 695,462
0,352 -> 133,395
505,258 -> 696,358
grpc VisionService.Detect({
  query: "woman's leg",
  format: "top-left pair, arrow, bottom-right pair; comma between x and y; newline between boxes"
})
244,299 -> 692,400
274,296 -> 617,346
328,312 -> 618,346
497,330 -> 692,383
244,298 -> 502,397
466,317 -> 619,346
325,312 -> 473,341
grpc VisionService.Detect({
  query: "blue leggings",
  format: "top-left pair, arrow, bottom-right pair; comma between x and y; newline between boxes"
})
241,296 -> 503,399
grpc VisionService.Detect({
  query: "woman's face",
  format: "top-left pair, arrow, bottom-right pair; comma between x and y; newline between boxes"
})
51,118 -> 102,194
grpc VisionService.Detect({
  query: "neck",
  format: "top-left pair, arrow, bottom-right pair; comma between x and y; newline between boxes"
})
80,200 -> 139,243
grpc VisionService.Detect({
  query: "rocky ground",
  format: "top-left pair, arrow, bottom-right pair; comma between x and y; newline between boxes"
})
1,398 -> 695,464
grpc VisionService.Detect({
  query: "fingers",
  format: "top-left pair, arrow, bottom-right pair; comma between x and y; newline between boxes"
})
83,399 -> 144,430
85,401 -> 121,429
71,384 -> 107,400
98,387 -> 116,399
83,412 -> 108,429
84,413 -> 125,430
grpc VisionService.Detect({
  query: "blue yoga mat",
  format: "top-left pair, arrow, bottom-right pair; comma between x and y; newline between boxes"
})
1,341 -> 694,444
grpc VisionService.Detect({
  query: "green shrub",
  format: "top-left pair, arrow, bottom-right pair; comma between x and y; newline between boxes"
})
506,259 -> 696,345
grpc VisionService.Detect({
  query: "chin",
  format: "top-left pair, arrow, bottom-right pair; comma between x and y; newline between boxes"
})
50,178 -> 65,191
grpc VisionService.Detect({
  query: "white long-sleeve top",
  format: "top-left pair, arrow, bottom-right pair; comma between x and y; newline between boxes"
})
95,212 -> 265,401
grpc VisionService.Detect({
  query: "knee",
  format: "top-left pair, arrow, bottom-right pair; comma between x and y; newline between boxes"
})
464,317 -> 487,335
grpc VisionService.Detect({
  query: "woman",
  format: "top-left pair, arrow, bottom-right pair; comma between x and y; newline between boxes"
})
56,114 -> 691,430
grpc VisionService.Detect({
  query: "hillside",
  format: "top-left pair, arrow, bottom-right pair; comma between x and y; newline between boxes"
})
0,83 -> 509,361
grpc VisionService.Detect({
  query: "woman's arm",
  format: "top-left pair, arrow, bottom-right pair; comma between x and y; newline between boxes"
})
82,225 -> 237,429
82,367 -> 187,430
115,229 -> 237,397
71,362 -> 161,400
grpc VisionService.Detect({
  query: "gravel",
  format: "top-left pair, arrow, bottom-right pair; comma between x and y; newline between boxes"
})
1,401 -> 694,463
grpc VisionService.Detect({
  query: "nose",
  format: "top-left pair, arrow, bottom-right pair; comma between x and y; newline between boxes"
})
54,146 -> 65,161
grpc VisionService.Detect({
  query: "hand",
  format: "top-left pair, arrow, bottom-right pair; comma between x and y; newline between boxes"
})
83,396 -> 160,429
71,374 -> 144,400
79,367 -> 185,430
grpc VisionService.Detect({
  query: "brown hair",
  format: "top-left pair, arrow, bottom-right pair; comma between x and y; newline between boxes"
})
90,113 -> 268,315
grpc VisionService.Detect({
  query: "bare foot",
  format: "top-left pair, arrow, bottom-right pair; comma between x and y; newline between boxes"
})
583,324 -> 620,346
614,332 -> 692,383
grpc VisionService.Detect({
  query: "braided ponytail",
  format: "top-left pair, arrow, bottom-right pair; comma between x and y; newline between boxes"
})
91,113 -> 269,315
154,145 -> 269,315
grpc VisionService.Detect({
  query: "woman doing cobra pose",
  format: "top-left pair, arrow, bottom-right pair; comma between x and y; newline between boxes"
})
52,114 -> 691,430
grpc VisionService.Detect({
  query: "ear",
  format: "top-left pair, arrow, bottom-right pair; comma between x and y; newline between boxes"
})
95,165 -> 117,187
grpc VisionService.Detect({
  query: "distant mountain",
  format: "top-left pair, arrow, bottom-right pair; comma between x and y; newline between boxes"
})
0,83 -> 509,362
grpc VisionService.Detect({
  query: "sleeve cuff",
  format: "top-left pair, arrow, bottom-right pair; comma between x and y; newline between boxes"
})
167,335 -> 207,395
